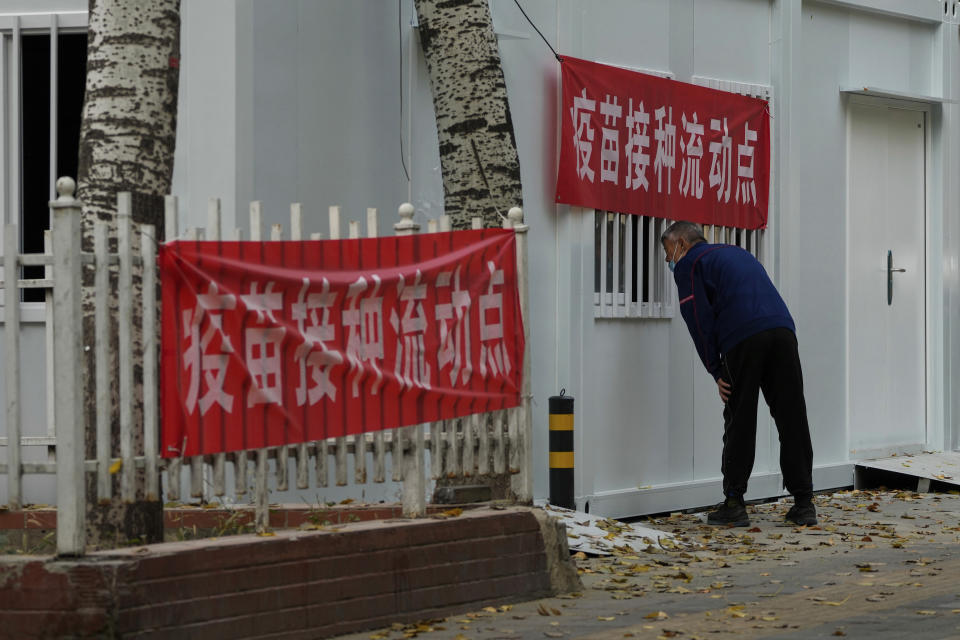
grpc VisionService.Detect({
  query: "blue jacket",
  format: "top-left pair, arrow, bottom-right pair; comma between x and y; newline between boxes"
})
673,242 -> 795,380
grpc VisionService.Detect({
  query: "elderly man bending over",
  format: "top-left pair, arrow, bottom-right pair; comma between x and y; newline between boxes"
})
662,220 -> 816,527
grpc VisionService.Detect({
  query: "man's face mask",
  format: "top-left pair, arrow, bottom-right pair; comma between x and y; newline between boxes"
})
668,242 -> 682,272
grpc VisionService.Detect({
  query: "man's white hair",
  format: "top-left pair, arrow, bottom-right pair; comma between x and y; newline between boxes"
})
661,221 -> 706,245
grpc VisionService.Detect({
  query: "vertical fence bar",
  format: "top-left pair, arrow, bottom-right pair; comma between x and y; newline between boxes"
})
48,16 -> 58,205
185,226 -> 205,499
503,214 -> 520,478
463,213 -> 480,476
624,215 -> 634,316
6,20 -> 20,226
425,220 -> 439,481
302,230 -> 328,489
473,205 -> 487,477
43,231 -> 55,462
328,205 -> 340,241
255,450 -> 268,532
249,202 -> 262,241
207,199 -> 227,498
290,203 -> 310,490
509,207 -> 533,502
164,195 -> 178,241
315,438 -> 328,488
329,206 -> 348,487
395,203 -> 425,517
4,223 -> 21,510
290,203 -> 303,241
164,197 -> 181,501
163,196 -> 181,501
270,222 -> 290,492
117,193 -> 135,502
435,215 -> 452,480
367,207 -> 387,484
94,221 -> 111,499
248,206 -> 267,521
653,219 -> 664,316
252,198 -> 268,529
230,227 -> 248,496
644,216 -> 655,317
612,213 -> 621,316
346,220 -> 366,485
142,223 -> 159,500
51,177 -> 84,555
598,211 -> 609,317
492,410 -> 506,474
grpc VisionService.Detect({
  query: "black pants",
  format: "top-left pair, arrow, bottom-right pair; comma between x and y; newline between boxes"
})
720,327 -> 814,500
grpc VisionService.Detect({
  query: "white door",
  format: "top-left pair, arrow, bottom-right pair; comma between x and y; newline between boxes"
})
847,102 -> 926,454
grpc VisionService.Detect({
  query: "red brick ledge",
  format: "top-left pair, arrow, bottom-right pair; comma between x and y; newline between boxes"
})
0,503 -> 476,532
0,507 -> 576,639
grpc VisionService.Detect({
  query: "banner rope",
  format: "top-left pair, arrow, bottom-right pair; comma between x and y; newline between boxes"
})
513,0 -> 562,62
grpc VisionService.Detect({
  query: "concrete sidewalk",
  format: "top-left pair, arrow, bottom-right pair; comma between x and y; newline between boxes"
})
338,489 -> 960,640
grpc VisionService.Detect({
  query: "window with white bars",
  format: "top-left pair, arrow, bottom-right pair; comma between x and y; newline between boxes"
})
593,211 -> 674,319
0,13 -> 88,302
593,212 -> 766,319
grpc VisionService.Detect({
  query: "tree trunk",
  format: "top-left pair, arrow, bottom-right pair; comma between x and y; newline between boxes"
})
415,0 -> 524,500
77,0 -> 180,549
414,0 -> 523,229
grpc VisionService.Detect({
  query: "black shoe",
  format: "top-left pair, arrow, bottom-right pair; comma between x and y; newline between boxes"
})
707,496 -> 750,527
785,501 -> 818,526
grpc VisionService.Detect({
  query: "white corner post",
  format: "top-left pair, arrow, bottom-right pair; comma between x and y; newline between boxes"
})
508,207 -> 533,503
395,202 -> 426,517
51,177 -> 84,556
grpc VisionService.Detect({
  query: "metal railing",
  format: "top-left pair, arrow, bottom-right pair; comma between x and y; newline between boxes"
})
0,177 -> 533,555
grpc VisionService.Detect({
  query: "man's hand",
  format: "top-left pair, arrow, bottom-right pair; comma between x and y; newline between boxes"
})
717,378 -> 732,403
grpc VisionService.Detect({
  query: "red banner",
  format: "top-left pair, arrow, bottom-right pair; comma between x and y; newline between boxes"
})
160,229 -> 523,458
556,57 -> 770,230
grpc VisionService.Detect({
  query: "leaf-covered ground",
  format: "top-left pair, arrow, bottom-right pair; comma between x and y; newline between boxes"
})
338,490 -> 960,640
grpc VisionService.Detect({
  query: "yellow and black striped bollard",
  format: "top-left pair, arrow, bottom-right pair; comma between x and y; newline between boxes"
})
549,392 -> 574,509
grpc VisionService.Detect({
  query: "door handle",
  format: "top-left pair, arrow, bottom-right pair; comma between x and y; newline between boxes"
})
887,249 -> 906,305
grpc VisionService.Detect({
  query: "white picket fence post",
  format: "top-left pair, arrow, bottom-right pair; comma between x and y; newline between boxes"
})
394,203 -> 426,517
4,216 -> 21,511
508,207 -> 533,503
50,177 -> 84,555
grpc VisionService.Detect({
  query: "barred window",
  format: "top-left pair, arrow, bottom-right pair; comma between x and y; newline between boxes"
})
0,13 -> 88,302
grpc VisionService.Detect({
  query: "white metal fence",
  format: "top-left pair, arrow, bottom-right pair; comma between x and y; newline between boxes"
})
0,178 -> 155,555
0,177 -> 532,555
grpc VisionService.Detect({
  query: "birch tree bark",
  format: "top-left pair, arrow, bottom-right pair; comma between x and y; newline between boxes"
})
414,0 -> 523,229
77,0 -> 180,548
415,0 -> 524,500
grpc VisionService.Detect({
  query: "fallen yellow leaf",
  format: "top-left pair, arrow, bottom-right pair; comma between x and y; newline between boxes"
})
597,616 -> 615,621
815,595 -> 852,606
644,611 -> 669,620
108,459 -> 122,474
